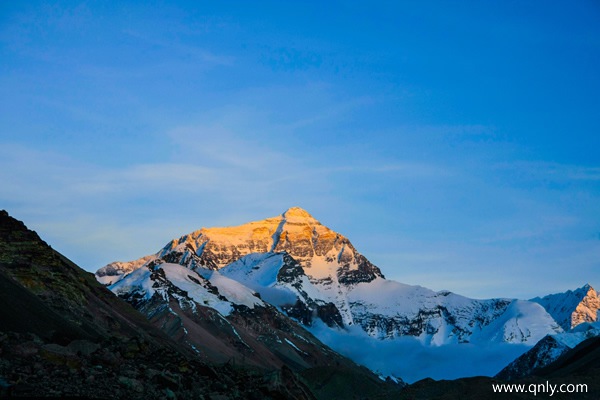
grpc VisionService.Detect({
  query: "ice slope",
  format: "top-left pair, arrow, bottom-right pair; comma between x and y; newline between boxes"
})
110,262 -> 264,316
218,252 -> 298,306
218,252 -> 562,345
349,278 -> 560,345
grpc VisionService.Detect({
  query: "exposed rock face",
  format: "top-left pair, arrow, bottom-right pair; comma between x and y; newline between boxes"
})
97,207 -> 386,329
572,286 -> 600,327
99,207 -> 383,281
531,284 -> 600,330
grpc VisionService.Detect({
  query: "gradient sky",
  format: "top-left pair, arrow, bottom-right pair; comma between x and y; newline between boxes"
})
1,1 -> 599,299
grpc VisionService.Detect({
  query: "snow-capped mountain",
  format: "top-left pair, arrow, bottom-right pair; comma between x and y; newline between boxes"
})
108,259 -> 390,375
98,207 -> 382,288
97,207 -> 561,350
111,262 -> 265,317
531,284 -> 600,331
496,322 -> 600,380
95,255 -> 155,285
496,284 -> 600,381
220,252 -> 560,345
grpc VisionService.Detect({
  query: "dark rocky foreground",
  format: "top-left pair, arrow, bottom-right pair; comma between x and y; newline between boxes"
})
0,210 -> 402,399
0,330 -> 317,399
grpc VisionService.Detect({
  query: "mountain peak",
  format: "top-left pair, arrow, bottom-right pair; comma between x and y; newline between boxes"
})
282,207 -> 317,222
532,284 -> 600,330
98,206 -> 384,292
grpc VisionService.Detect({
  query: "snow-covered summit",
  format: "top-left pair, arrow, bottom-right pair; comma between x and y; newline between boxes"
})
97,206 -> 384,289
281,206 -> 319,223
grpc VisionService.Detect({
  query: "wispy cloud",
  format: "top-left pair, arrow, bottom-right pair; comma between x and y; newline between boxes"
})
122,29 -> 235,67
494,161 -> 600,182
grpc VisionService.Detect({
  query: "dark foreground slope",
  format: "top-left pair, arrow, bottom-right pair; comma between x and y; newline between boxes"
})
536,336 -> 600,384
0,210 -> 402,399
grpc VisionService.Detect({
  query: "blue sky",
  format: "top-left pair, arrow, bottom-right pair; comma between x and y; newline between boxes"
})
1,1 -> 599,299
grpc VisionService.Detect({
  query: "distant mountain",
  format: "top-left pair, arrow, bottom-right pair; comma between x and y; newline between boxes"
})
531,284 -> 600,331
97,207 -> 564,381
0,210 -> 403,399
95,255 -> 155,285
493,284 -> 600,381
496,322 -> 600,380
